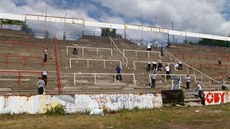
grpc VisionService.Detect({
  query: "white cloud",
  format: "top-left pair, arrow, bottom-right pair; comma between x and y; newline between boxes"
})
97,0 -> 230,36
0,0 -> 100,39
1,0 -> 230,41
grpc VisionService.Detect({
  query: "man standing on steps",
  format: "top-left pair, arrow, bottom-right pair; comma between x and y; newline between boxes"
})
151,61 -> 157,71
115,65 -> 122,82
37,77 -> 45,95
147,42 -> 152,51
185,74 -> 190,91
150,72 -> 156,88
42,70 -> 48,86
165,64 -> 171,79
146,61 -> 151,72
196,83 -> 203,99
73,41 -> 78,55
160,45 -> 163,56
178,61 -> 183,70
218,58 -> 222,66
43,48 -> 48,63
157,59 -> 163,71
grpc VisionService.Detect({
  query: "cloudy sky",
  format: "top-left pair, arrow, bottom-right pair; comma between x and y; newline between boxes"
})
1,0 -> 230,42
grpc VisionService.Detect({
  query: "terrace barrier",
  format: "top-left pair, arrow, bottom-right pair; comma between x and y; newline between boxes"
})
66,46 -> 113,56
74,73 -> 136,85
69,58 -> 122,69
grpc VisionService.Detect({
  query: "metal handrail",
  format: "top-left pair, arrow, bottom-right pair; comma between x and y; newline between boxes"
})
109,37 -> 128,67
163,48 -> 221,85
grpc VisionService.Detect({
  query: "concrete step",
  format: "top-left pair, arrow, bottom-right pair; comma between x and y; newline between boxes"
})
0,88 -> 12,92
184,98 -> 201,103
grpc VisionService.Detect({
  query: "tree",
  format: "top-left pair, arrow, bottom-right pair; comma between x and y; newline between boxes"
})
101,28 -> 119,38
198,38 -> 230,47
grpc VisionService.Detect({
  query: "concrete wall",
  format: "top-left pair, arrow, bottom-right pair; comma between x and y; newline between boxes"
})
0,93 -> 162,114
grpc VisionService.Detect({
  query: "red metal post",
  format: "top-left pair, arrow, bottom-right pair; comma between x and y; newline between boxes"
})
54,34 -> 62,94
24,56 -> 27,68
18,72 -> 21,84
28,46 -> 31,53
42,61 -> 44,68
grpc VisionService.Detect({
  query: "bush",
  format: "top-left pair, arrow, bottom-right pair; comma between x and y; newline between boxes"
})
45,104 -> 65,116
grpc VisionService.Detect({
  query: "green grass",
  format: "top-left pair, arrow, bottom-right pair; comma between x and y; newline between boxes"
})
0,103 -> 230,129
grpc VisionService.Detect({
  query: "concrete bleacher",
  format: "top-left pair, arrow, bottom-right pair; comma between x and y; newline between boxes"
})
0,31 -> 58,95
166,43 -> 230,86
0,29 -> 228,105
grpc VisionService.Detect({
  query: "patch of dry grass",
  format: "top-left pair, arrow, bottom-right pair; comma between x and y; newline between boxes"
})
0,103 -> 230,129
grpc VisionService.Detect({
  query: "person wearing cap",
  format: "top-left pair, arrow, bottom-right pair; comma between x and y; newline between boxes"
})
37,77 -> 45,94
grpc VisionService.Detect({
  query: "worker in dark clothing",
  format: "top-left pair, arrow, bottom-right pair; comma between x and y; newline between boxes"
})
43,48 -> 48,63
115,65 -> 122,82
150,72 -> 156,88
146,61 -> 151,72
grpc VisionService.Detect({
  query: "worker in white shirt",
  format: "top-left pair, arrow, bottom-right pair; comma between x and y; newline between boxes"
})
196,83 -> 203,99
42,70 -> 48,86
37,77 -> 45,94
150,72 -> 156,88
151,61 -> 157,71
178,61 -> 183,70
185,74 -> 191,91
165,64 -> 171,79
147,43 -> 152,51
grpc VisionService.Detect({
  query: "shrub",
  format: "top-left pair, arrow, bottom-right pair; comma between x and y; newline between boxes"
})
45,104 -> 65,116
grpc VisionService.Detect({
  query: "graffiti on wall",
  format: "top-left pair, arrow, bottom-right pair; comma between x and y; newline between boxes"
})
0,93 -> 162,114
75,93 -> 162,112
204,91 -> 230,105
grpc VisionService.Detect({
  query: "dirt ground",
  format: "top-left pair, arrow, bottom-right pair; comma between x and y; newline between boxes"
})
0,103 -> 229,129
